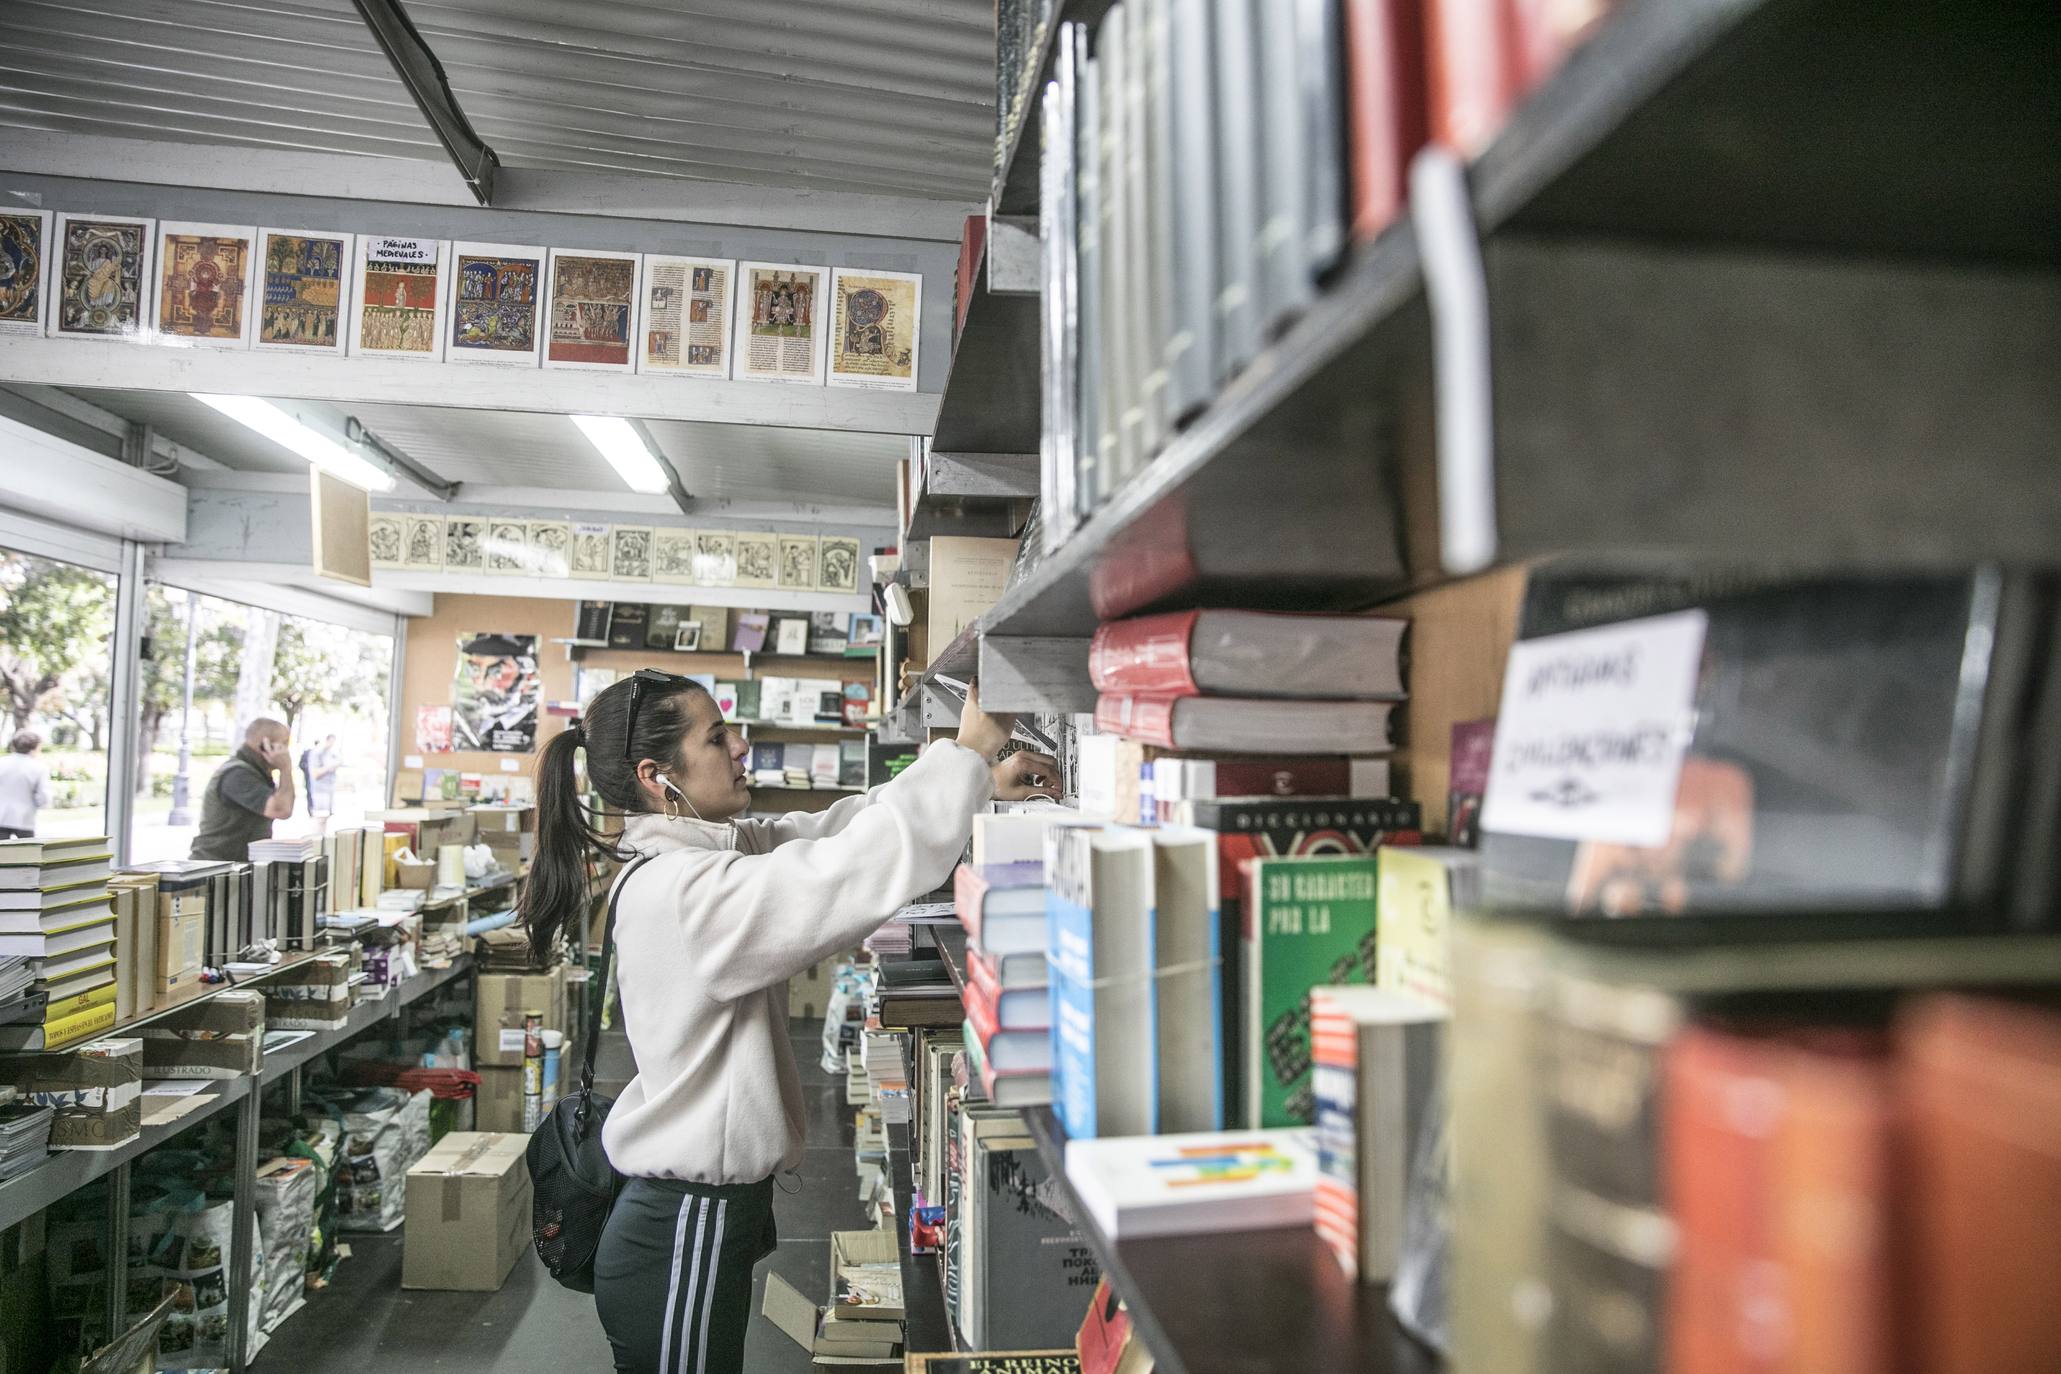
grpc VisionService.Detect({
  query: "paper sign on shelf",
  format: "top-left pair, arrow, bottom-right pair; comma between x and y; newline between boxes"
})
500,758 -> 520,772
404,755 -> 425,769
1479,610 -> 1707,847
498,1029 -> 527,1054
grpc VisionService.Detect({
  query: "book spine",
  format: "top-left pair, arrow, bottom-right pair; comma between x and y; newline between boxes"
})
42,999 -> 119,1050
1089,610 -> 1203,695
1342,0 -> 1429,241
1093,693 -> 1178,749
953,864 -> 989,950
1311,1000 -> 1363,1280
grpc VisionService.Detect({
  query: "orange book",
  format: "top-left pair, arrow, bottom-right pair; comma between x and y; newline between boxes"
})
1899,995 -> 2061,1374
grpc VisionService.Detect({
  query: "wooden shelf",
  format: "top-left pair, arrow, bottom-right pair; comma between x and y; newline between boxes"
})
973,0 -> 2060,643
1022,1107 -> 1440,1374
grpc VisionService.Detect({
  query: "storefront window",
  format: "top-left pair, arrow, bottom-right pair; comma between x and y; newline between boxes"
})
0,546 -> 118,841
129,586 -> 394,862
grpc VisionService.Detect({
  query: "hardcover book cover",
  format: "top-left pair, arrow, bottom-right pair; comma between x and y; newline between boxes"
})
975,1140 -> 1102,1351
1242,854 -> 1381,1127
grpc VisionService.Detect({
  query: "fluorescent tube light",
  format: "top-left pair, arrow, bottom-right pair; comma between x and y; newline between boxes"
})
190,394 -> 396,493
571,415 -> 671,494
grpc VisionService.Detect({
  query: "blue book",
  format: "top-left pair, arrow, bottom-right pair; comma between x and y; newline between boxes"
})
751,743 -> 782,775
1045,825 -> 1156,1139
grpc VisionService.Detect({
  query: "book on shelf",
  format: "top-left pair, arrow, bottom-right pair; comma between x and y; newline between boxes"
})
1343,0 -> 1429,240
954,211 -> 988,343
1093,11 -> 1130,495
972,810 -> 1087,868
808,611 -> 849,656
1149,827 -> 1223,1132
908,1355 -> 1081,1374
1241,852 -> 1381,1128
1187,795 -> 1420,1126
1095,692 -> 1398,755
810,744 -> 841,788
710,680 -> 740,720
967,942 -> 1049,1030
0,918 -> 113,962
1075,1275 -> 1153,1374
1089,609 -> 1409,700
772,615 -> 810,656
1309,985 -> 1445,1283
1064,1126 -> 1320,1240
1478,568 -> 2054,924
644,602 -> 686,651
955,861 -> 1049,957
1212,0 -> 1264,380
964,981 -> 1051,1073
1076,733 -> 1393,827
1073,20 -> 1105,519
604,602 -> 647,649
0,879 -> 111,920
1255,0 -> 1314,334
1048,825 -> 1156,1139
1040,36 -> 1083,555
963,1021 -> 1052,1110
966,1132 -> 1102,1350
1446,716 -> 1495,848
729,612 -> 769,653
1900,994 -> 2061,1374
572,599 -> 612,643
840,680 -> 873,728
1374,845 -> 1476,1010
928,536 -> 1021,654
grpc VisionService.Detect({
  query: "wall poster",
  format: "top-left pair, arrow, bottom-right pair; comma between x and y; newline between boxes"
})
452,633 -> 541,753
640,254 -> 733,376
827,266 -> 920,391
349,236 -> 447,360
52,212 -> 153,341
0,210 -> 53,338
255,227 -> 352,353
543,247 -> 640,371
447,241 -> 544,367
732,261 -> 826,385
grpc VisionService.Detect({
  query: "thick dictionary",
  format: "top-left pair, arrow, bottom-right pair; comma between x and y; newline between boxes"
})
1096,692 -> 1397,755
1090,608 -> 1408,698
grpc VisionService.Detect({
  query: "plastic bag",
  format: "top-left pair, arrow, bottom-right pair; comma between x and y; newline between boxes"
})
252,1157 -> 319,1333
328,1087 -> 433,1233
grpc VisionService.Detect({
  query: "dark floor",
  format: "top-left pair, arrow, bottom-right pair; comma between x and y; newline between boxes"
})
255,1021 -> 868,1372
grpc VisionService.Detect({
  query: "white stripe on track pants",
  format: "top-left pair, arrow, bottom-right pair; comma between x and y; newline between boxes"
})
594,1175 -> 778,1374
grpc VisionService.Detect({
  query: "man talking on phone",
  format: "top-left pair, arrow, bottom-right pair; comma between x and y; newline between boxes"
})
190,717 -> 298,862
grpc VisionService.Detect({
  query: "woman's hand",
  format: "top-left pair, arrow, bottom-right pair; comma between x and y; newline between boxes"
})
955,679 -> 1015,761
993,750 -> 1063,802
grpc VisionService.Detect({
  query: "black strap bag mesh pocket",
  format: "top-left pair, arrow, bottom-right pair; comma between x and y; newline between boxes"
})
527,854 -> 652,1292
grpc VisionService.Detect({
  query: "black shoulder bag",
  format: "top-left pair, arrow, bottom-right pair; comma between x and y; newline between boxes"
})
527,854 -> 653,1292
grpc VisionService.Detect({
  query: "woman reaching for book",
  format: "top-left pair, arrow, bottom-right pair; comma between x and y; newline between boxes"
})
519,667 -> 1057,1374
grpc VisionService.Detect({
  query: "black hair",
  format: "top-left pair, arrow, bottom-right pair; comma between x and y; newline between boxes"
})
519,673 -> 712,958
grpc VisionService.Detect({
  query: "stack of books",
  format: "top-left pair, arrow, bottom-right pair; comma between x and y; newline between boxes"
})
0,1099 -> 55,1181
955,858 -> 1054,1109
0,837 -> 117,1051
250,837 -> 327,950
861,1025 -> 911,1125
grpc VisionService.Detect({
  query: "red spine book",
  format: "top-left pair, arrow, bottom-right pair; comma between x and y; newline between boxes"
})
953,212 -> 987,344
1094,693 -> 1178,749
1900,995 -> 2061,1374
962,974 -> 1003,1049
952,863 -> 992,950
1342,0 -> 1429,240
1090,610 -> 1203,695
966,949 -> 1049,1031
1425,0 -> 1521,156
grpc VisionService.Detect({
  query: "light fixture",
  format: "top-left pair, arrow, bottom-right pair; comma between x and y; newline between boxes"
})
190,394 -> 397,492
571,414 -> 671,494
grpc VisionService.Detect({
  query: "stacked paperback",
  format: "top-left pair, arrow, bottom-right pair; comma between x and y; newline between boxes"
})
0,837 -> 117,1051
0,1099 -> 55,1181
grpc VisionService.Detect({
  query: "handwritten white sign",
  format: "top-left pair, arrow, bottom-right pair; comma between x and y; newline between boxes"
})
1480,610 -> 1707,847
367,236 -> 436,263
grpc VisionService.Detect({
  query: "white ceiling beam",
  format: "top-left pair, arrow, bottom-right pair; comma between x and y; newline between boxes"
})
0,336 -> 940,436
179,477 -> 894,530
0,132 -> 976,242
149,559 -> 430,629
373,569 -> 872,615
0,414 -> 187,543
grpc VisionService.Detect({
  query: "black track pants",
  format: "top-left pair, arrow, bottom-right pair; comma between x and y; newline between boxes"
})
593,1175 -> 778,1374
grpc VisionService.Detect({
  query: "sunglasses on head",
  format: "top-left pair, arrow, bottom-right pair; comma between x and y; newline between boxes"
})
622,668 -> 698,761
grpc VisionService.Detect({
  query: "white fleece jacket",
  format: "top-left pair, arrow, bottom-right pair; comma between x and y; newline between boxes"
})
602,740 -> 993,1184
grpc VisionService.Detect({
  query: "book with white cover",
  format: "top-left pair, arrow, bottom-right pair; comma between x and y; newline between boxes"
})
1065,1127 -> 1319,1239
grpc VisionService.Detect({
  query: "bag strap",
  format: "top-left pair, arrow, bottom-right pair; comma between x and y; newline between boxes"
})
574,853 -> 655,1131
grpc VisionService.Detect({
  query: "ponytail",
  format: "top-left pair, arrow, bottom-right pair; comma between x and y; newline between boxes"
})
520,723 -> 627,959
517,672 -> 710,960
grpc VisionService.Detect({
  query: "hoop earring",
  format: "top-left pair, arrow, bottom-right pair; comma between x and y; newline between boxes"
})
663,793 -> 683,822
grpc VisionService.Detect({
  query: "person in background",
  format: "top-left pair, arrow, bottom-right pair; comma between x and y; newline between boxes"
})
520,670 -> 1058,1374
308,734 -> 340,825
190,718 -> 296,862
0,732 -> 51,839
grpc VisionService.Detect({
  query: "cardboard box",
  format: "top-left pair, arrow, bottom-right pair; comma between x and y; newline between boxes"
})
402,1133 -> 533,1291
140,989 -> 263,1079
474,968 -> 567,1068
156,893 -> 206,999
468,805 -> 536,835
390,768 -> 426,805
263,952 -> 353,1030
0,1038 -> 142,1150
763,1228 -> 907,1362
472,1064 -> 527,1134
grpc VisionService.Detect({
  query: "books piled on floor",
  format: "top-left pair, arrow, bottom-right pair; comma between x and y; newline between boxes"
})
0,1098 -> 55,1181
1032,0 -> 1612,553
1,837 -> 117,1051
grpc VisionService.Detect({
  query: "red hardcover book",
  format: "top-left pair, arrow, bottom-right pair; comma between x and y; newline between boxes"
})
1095,693 -> 1398,755
1900,995 -> 2061,1374
1076,1275 -> 1151,1374
1665,1027 -> 1895,1374
1089,609 -> 1407,699
968,946 -> 1050,1031
1342,0 -> 1429,240
953,212 -> 987,344
1425,0 -> 1519,156
963,975 -> 1051,1071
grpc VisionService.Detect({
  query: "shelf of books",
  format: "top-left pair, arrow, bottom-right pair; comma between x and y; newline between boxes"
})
868,2 -> 2059,1372
886,1119 -> 958,1356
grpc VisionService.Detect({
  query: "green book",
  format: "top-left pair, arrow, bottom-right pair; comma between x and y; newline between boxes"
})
734,679 -> 762,722
1243,854 -> 1380,1128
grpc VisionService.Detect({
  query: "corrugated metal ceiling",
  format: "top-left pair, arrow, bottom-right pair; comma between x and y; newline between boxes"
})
65,388 -> 905,509
0,0 -> 996,201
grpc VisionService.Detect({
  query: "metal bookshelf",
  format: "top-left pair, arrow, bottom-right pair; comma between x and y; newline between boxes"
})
932,0 -> 2059,675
